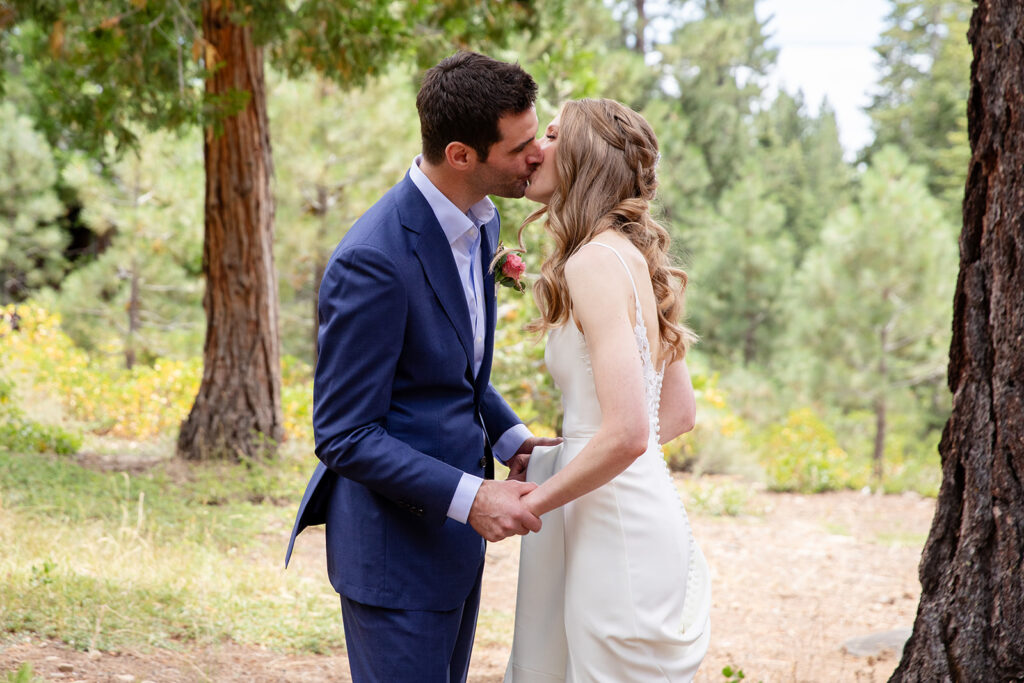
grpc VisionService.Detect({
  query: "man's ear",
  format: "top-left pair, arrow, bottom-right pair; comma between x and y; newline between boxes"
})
444,141 -> 477,171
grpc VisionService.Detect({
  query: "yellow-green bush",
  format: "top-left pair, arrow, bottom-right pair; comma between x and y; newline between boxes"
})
754,408 -> 870,492
491,297 -> 561,433
0,376 -> 81,455
2,305 -> 201,439
1,305 -> 314,445
662,371 -> 751,475
0,317 -> 83,455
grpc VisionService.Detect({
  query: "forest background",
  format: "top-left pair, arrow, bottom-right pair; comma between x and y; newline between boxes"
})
0,0 -> 973,671
2,0 -> 970,493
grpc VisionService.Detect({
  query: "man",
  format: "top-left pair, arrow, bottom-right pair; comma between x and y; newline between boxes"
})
285,51 -> 557,682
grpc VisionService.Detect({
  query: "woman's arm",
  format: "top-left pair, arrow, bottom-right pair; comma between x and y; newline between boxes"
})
521,247 -> 651,518
659,357 -> 696,444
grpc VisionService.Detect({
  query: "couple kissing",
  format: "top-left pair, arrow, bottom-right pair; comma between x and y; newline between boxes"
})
286,50 -> 710,683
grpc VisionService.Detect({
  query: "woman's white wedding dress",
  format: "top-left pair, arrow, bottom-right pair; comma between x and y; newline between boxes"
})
504,242 -> 711,682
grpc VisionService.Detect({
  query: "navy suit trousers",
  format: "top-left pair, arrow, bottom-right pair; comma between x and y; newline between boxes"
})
340,560 -> 485,683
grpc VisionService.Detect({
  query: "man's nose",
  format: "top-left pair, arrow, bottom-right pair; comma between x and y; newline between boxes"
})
527,140 -> 544,166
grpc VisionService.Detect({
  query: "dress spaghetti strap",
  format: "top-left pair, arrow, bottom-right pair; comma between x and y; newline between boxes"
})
585,240 -> 638,313
579,241 -> 643,322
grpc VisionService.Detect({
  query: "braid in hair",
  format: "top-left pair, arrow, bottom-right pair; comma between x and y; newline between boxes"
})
523,98 -> 696,362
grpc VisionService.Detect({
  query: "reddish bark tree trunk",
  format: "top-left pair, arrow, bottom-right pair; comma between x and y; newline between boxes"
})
178,0 -> 283,461
890,1 -> 1024,679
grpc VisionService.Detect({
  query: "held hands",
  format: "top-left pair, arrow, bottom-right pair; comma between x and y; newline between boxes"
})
469,435 -> 563,541
468,480 -> 542,542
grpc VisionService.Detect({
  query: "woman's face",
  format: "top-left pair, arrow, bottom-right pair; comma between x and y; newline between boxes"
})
525,114 -> 560,204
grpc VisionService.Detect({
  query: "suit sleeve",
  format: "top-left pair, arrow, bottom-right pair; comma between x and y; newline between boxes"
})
479,383 -> 529,462
312,244 -> 463,525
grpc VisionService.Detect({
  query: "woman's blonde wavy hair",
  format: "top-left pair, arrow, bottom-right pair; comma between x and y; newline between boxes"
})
517,98 -> 696,362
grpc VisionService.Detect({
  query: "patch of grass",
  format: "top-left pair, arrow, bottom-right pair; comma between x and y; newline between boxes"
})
722,664 -> 765,682
874,530 -> 929,548
881,454 -> 942,497
0,376 -> 82,455
5,663 -> 44,683
475,609 -> 515,648
0,450 -> 342,654
823,522 -> 852,537
680,478 -> 760,517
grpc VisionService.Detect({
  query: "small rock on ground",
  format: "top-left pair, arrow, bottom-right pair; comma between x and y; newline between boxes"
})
842,628 -> 913,657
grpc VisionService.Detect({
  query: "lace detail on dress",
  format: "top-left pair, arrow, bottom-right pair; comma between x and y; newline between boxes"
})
581,242 -> 707,636
580,242 -> 664,443
634,314 -> 665,445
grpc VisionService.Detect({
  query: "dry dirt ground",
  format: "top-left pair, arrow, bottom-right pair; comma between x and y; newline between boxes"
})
1,480 -> 934,683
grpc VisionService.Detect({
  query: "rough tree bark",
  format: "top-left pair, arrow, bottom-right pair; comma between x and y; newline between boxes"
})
177,0 -> 283,460
890,1 -> 1024,680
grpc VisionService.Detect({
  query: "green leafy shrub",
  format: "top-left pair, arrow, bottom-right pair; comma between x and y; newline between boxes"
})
5,663 -> 44,683
491,293 -> 561,433
663,371 -> 753,475
755,408 -> 869,492
0,420 -> 81,455
0,356 -> 82,455
1,304 -> 315,445
682,477 -> 758,517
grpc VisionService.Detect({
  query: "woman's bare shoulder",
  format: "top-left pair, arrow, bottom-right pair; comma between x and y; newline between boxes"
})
563,242 -> 639,322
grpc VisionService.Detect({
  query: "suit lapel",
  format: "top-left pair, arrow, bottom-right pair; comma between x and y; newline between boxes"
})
402,179 -> 475,371
475,215 -> 499,395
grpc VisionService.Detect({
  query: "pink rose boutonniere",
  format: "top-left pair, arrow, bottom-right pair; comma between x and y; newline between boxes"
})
492,241 -> 527,292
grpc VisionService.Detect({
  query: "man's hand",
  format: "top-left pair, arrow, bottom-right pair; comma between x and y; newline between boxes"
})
468,480 -> 542,542
505,453 -> 530,482
505,436 -> 563,482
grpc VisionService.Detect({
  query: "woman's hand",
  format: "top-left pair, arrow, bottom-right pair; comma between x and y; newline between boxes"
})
506,436 -> 563,482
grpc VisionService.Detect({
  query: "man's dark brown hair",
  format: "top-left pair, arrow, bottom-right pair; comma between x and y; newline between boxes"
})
416,51 -> 538,164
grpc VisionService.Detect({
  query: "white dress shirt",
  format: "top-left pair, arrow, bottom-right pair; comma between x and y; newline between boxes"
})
409,158 -> 532,523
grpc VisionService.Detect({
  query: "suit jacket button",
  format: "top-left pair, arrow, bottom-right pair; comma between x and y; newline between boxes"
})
479,457 -> 488,469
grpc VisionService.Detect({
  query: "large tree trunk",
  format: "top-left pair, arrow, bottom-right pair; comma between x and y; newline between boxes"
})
178,0 -> 283,461
890,1 -> 1024,679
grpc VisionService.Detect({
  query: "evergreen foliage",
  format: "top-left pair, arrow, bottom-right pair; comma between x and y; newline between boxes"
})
45,130 -> 205,365
0,0 -> 971,491
867,0 -> 972,212
0,102 -> 66,303
782,146 -> 956,476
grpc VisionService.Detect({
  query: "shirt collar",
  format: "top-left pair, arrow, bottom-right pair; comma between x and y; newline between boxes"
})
409,156 -> 496,246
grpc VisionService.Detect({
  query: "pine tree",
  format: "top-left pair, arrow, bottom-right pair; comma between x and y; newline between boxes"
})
867,0 -> 972,214
53,130 -> 204,367
783,147 -> 956,481
0,102 -> 65,304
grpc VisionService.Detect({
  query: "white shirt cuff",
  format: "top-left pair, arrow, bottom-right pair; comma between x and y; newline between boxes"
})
492,423 -> 534,464
447,473 -> 484,524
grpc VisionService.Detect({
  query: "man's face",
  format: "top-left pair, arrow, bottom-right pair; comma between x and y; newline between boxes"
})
472,107 -> 543,199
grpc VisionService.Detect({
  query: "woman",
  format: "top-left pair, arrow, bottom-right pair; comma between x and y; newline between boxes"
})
503,99 -> 711,682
